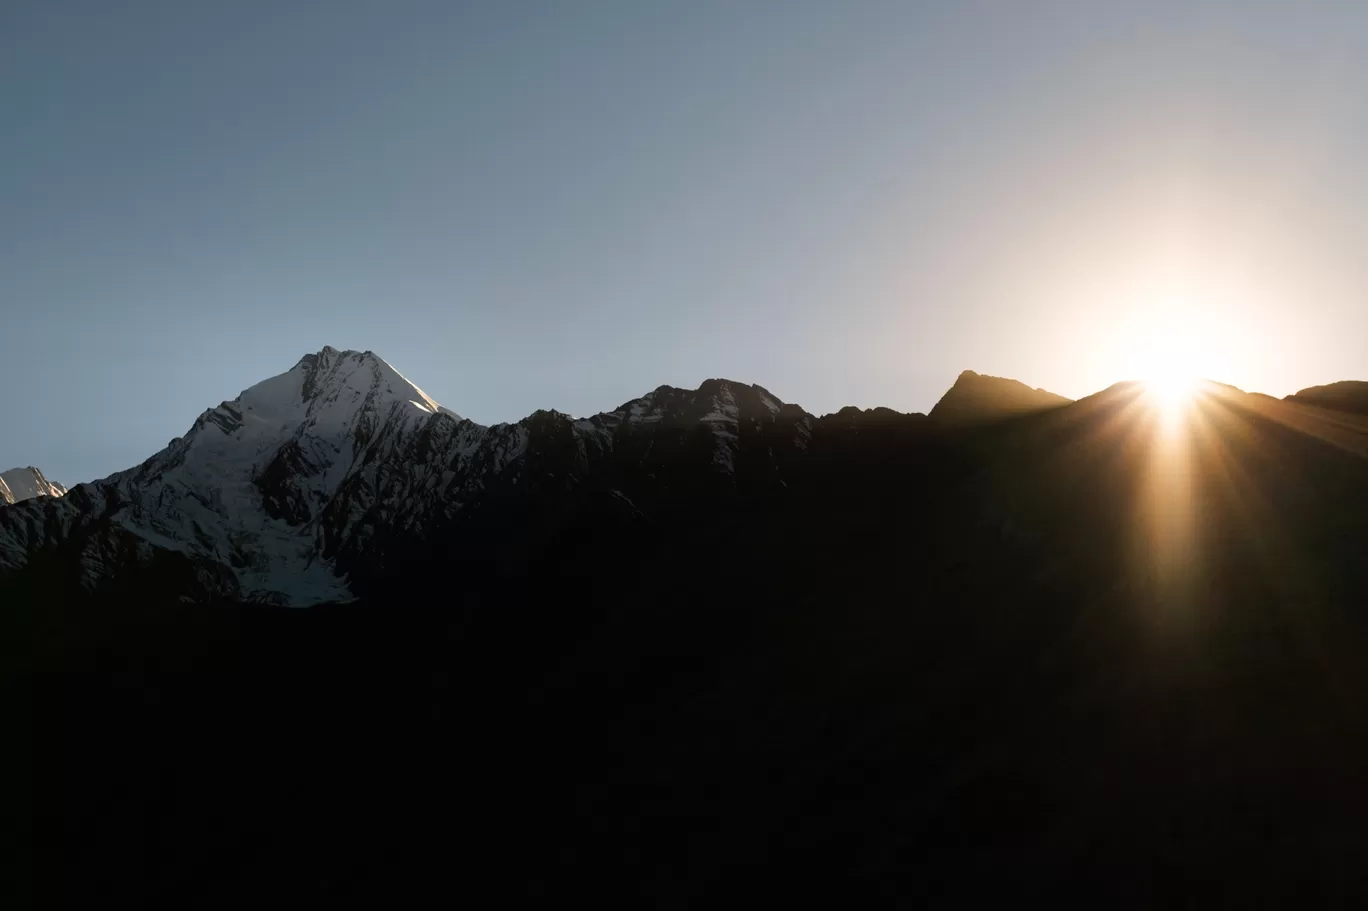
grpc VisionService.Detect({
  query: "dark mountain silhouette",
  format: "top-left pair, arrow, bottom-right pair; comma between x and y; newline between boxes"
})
1285,379 -> 1368,416
7,359 -> 1368,906
928,368 -> 1072,423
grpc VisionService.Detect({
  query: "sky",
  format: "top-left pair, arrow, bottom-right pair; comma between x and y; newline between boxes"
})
4,1 -> 1368,486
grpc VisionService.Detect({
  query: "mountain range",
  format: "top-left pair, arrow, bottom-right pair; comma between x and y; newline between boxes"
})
8,349 -> 1363,612
2,347 -> 1068,605
9,348 -> 1368,905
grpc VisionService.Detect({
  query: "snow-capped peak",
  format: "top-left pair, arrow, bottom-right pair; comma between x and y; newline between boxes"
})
0,466 -> 68,503
260,346 -> 459,425
87,346 -> 472,603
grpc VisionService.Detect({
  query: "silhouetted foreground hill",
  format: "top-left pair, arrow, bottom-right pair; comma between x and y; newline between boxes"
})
8,376 -> 1368,905
1285,379 -> 1368,416
928,369 -> 1072,423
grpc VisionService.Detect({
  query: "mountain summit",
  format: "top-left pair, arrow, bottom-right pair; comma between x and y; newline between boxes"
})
929,369 -> 1072,424
0,347 -> 480,603
0,466 -> 67,505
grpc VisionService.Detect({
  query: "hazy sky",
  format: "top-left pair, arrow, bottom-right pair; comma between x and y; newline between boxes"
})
5,1 -> 1368,485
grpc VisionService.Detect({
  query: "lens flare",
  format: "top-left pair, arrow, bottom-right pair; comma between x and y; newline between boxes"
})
1126,301 -> 1204,426
1145,372 -> 1197,424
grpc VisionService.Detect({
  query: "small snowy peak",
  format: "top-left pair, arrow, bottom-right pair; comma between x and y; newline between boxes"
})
0,466 -> 68,502
599,378 -> 798,476
622,392 -> 666,424
755,386 -> 783,415
698,379 -> 740,423
613,379 -> 789,425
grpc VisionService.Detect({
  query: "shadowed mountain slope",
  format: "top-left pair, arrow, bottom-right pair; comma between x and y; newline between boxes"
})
928,369 -> 1072,424
1285,379 -> 1368,416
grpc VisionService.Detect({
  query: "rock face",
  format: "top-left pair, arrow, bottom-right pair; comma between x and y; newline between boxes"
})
0,347 -> 816,604
0,467 -> 67,504
928,369 -> 1071,425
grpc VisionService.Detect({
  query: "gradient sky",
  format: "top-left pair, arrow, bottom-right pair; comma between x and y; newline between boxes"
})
5,1 -> 1368,486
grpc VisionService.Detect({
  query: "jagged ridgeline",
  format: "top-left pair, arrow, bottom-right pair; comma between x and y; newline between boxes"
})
0,347 -> 844,604
11,352 -> 1368,905
7,349 -> 1368,616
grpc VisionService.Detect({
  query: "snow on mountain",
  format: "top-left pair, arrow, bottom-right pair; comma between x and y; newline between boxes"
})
0,347 -> 452,603
0,346 -> 811,606
102,346 -> 461,603
603,378 -> 801,474
0,467 -> 68,502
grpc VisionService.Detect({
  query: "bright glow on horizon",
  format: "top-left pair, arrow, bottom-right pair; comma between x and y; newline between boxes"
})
7,2 -> 1368,488
1145,373 -> 1197,424
1118,291 -> 1212,423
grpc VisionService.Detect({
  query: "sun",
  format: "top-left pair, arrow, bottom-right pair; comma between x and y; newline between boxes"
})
1144,370 -> 1197,420
1127,309 -> 1203,422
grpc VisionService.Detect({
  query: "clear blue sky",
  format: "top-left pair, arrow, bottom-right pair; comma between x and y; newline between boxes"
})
5,1 -> 1368,485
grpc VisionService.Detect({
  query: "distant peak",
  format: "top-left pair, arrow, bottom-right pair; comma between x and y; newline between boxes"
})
930,370 -> 1071,424
1285,379 -> 1368,417
610,377 -> 790,424
0,466 -> 68,502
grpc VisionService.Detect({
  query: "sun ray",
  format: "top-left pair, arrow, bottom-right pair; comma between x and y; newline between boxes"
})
1145,373 -> 1197,427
